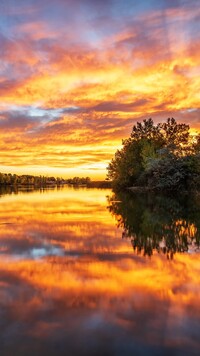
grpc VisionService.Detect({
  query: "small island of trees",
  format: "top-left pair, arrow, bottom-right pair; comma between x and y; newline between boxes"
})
107,118 -> 200,191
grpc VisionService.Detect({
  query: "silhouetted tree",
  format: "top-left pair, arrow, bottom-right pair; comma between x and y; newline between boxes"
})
107,118 -> 200,191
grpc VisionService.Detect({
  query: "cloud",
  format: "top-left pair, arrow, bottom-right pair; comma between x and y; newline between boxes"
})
0,0 -> 199,177
89,99 -> 150,112
0,110 -> 38,131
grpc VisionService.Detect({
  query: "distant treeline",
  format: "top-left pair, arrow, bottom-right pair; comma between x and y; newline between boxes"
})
66,177 -> 111,188
0,173 -> 65,186
0,173 -> 111,188
66,177 -> 91,185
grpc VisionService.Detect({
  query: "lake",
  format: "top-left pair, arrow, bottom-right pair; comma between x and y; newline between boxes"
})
0,186 -> 200,355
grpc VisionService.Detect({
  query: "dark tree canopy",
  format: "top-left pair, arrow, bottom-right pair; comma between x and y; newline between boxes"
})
107,118 -> 200,191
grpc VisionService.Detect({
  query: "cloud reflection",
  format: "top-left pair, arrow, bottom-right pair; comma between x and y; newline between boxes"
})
0,187 -> 200,354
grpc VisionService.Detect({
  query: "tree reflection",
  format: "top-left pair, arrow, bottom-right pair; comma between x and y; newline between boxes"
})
107,191 -> 200,258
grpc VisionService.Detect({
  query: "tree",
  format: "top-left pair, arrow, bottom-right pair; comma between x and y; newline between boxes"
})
107,118 -> 199,191
107,139 -> 143,189
145,151 -> 187,191
160,117 -> 189,148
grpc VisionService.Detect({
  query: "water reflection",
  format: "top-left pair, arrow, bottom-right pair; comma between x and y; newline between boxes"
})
108,191 -> 200,258
0,187 -> 200,355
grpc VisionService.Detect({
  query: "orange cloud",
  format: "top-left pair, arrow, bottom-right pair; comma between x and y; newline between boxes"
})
0,1 -> 199,177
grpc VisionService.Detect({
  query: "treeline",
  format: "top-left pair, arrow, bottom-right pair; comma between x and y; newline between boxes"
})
66,177 -> 91,185
0,174 -> 92,186
0,173 -> 66,186
107,118 -> 200,191
66,177 -> 111,188
0,173 -> 111,188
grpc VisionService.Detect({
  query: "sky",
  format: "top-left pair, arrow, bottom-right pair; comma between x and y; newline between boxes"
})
0,0 -> 200,179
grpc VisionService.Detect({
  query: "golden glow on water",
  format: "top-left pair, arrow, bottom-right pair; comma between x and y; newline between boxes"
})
0,187 -> 200,354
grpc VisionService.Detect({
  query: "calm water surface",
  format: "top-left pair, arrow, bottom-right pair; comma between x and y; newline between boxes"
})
0,186 -> 200,355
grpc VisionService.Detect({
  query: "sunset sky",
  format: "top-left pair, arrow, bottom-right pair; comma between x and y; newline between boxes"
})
0,0 -> 200,179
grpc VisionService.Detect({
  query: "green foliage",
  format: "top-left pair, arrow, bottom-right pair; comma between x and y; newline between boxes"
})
145,151 -> 186,190
0,174 -> 94,187
107,140 -> 143,189
107,118 -> 200,191
160,117 -> 189,150
0,173 -> 66,186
